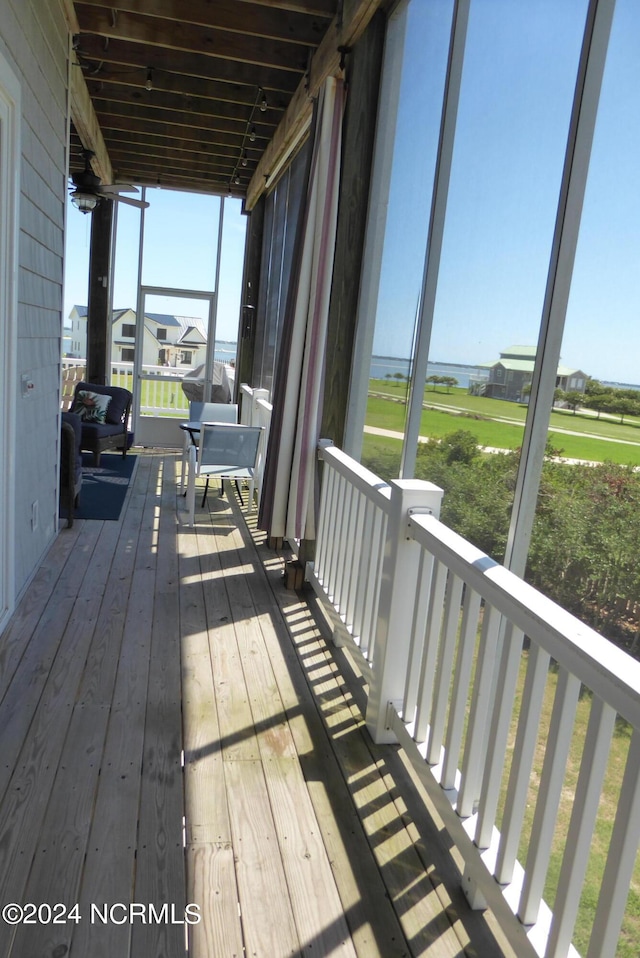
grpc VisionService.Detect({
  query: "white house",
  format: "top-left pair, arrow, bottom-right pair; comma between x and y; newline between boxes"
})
69,306 -> 208,368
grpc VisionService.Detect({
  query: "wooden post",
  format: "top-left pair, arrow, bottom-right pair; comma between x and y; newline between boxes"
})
235,199 -> 264,399
86,198 -> 114,385
365,479 -> 443,744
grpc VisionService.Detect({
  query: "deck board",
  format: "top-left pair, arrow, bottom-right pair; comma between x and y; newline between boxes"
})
0,450 -> 512,958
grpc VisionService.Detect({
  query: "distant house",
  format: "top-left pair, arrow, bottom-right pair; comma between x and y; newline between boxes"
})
69,307 -> 208,368
478,345 -> 588,402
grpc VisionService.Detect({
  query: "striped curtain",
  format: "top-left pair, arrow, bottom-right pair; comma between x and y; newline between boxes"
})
259,76 -> 346,542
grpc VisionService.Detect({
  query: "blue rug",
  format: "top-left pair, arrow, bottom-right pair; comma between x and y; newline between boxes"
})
61,453 -> 137,521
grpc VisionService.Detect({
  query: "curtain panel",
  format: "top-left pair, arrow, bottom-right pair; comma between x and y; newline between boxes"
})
259,76 -> 346,542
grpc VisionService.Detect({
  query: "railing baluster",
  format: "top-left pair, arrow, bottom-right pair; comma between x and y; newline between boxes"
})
519,668 -> 581,926
442,586 -> 482,791
333,474 -> 351,608
324,469 -> 342,602
314,452 -> 332,583
352,497 -> 375,643
340,483 -> 359,630
360,505 -> 385,658
475,621 -> 525,850
414,559 -> 448,744
402,551 -> 432,727
428,573 -> 464,767
496,642 -> 551,884
344,488 -> 365,633
459,603 -> 503,818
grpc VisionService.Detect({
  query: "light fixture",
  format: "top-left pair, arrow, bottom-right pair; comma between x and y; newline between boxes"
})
70,190 -> 98,214
249,126 -> 256,142
145,67 -> 153,91
259,90 -> 267,112
241,152 -> 248,167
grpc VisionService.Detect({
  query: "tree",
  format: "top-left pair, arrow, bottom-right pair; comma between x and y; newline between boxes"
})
583,393 -> 610,419
426,374 -> 441,391
441,376 -> 458,393
610,396 -> 639,424
564,390 -> 585,415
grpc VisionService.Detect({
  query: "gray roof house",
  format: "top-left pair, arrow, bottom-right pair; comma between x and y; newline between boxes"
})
479,345 -> 588,402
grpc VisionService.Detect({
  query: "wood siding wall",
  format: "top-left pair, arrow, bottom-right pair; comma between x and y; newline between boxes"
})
0,0 -> 69,599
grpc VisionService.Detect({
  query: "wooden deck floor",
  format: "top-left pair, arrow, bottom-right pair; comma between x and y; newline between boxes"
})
0,450 -> 513,958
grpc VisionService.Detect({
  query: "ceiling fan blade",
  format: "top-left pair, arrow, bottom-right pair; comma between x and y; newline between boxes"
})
99,184 -> 139,194
112,194 -> 150,209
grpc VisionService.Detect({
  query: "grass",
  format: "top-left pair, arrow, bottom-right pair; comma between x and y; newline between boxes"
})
366,386 -> 640,465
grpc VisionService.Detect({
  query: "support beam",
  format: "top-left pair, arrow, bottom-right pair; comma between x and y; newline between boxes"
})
235,199 -> 265,397
86,200 -> 114,385
504,0 -> 616,577
61,0 -> 113,183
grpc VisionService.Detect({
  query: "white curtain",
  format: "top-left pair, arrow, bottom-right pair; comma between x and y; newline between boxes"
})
265,76 -> 346,541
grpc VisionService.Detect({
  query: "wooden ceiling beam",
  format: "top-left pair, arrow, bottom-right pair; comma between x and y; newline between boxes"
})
89,129 -> 245,162
73,34 -> 300,94
76,0 -> 332,47
233,0 -> 336,14
74,4 -> 311,72
92,111 -> 267,149
92,100 -> 275,138
84,79 -> 283,126
246,0 -> 386,208
69,58 -> 113,183
82,67 -> 290,111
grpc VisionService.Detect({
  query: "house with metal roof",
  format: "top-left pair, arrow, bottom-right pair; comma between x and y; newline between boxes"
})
480,345 -> 588,402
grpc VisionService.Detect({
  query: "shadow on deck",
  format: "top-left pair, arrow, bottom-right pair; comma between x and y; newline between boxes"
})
0,450 -> 513,957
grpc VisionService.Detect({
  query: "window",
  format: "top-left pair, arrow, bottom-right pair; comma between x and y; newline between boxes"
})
180,350 -> 192,365
157,328 -> 167,341
122,348 -> 135,362
122,323 -> 135,338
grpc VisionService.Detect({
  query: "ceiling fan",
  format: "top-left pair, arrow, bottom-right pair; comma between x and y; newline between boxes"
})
69,149 -> 149,213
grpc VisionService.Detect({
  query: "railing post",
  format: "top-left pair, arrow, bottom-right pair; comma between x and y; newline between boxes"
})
252,388 -> 269,426
366,479 -> 443,745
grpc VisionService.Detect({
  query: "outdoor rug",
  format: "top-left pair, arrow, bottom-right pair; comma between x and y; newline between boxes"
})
61,453 -> 138,522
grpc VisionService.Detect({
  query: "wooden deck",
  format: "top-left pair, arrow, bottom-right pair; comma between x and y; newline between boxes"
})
0,450 -> 513,957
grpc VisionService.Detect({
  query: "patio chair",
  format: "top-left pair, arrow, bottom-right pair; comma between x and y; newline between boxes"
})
186,422 -> 262,526
179,401 -> 238,494
70,381 -> 133,466
60,411 -> 83,527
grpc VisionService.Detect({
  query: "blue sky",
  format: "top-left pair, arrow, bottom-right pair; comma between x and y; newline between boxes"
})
371,0 -> 640,385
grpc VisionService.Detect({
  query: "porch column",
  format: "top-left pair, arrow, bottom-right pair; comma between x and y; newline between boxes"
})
235,199 -> 264,398
86,198 -> 114,385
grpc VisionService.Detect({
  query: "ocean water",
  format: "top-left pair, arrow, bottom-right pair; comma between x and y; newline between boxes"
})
370,357 -> 487,390
215,340 -> 238,364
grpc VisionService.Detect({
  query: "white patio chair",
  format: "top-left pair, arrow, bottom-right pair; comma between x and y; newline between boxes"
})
186,422 -> 263,526
179,401 -> 238,493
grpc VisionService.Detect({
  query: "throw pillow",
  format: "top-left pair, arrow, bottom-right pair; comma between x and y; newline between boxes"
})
73,390 -> 112,423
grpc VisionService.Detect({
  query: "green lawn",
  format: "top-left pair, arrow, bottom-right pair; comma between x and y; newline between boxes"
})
371,379 -> 640,441
366,387 -> 640,465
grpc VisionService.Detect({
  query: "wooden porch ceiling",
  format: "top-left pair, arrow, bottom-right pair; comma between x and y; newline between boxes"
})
66,0 -> 384,208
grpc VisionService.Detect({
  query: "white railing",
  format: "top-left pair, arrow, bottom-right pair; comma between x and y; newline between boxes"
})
307,441 -> 640,958
61,360 -> 234,417
239,383 -> 272,507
